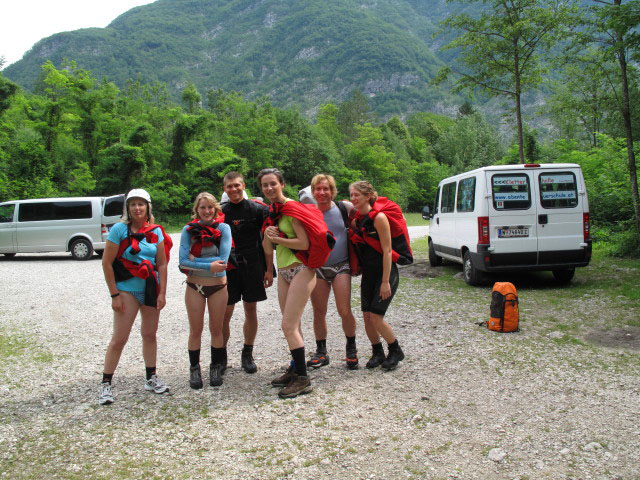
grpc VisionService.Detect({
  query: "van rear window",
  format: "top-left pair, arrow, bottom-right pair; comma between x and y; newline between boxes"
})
492,174 -> 531,210
19,201 -> 92,222
539,172 -> 578,209
104,196 -> 124,217
456,177 -> 476,212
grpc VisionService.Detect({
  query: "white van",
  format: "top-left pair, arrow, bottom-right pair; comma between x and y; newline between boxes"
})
0,195 -> 124,260
423,164 -> 592,285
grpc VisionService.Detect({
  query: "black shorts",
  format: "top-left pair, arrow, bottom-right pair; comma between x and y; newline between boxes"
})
227,253 -> 267,305
360,263 -> 399,315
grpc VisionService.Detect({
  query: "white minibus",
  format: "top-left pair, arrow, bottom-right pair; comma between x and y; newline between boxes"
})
0,195 -> 124,260
423,164 -> 592,285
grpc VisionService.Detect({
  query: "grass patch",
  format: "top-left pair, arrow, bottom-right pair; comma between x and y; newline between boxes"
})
0,329 -> 54,369
404,212 -> 430,227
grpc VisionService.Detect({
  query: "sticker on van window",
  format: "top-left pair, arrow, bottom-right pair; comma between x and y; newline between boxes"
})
493,177 -> 528,186
541,174 -> 574,184
541,191 -> 577,200
494,192 -> 529,202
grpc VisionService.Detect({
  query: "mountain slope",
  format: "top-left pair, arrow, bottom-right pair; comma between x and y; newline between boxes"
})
4,0 -> 459,115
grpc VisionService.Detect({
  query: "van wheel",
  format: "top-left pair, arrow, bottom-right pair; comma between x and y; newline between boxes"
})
70,238 -> 93,260
429,240 -> 442,267
3,253 -> 16,258
552,268 -> 575,284
463,251 -> 482,286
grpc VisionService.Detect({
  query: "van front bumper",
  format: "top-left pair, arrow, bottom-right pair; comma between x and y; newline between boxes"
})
471,241 -> 592,272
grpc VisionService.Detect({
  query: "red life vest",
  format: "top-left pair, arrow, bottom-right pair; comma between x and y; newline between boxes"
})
262,201 -> 335,269
180,218 -> 237,273
113,223 -> 173,307
349,197 -> 413,266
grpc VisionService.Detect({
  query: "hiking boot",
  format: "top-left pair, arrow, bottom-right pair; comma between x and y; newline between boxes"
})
345,345 -> 359,370
221,356 -> 228,375
144,375 -> 170,394
210,363 -> 223,387
241,352 -> 257,374
271,366 -> 295,387
189,364 -> 203,389
307,350 -> 329,369
365,350 -> 386,369
278,374 -> 313,399
99,382 -> 113,405
381,347 -> 405,371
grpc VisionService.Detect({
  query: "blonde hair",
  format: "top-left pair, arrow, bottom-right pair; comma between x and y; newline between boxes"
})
349,181 -> 378,206
311,174 -> 338,200
122,198 -> 154,224
191,192 -> 222,220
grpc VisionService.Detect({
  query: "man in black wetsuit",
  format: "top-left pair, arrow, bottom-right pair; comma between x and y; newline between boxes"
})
221,172 -> 270,373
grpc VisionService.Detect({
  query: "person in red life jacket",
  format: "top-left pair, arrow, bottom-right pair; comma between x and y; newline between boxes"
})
349,181 -> 405,371
221,172 -> 269,375
306,174 -> 359,371
179,192 -> 231,389
99,189 -> 170,405
259,168 -> 317,398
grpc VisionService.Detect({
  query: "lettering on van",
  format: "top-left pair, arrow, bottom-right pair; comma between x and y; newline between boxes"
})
493,177 -> 528,186
541,174 -> 574,184
541,191 -> 577,200
494,192 -> 529,202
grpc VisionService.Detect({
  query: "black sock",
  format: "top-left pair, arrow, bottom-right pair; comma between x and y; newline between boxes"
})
242,344 -> 253,354
372,342 -> 384,354
102,373 -> 113,384
346,335 -> 356,347
388,340 -> 400,352
222,347 -> 228,365
211,347 -> 224,365
291,347 -> 307,376
188,349 -> 200,367
145,367 -> 156,380
316,339 -> 327,352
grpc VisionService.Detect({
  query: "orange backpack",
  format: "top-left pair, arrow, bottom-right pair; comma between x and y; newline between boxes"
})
488,282 -> 519,332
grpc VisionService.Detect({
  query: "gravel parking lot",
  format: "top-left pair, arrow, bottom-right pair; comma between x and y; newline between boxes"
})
0,227 -> 638,480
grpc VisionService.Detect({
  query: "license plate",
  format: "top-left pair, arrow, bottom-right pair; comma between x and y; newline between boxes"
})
498,228 -> 529,238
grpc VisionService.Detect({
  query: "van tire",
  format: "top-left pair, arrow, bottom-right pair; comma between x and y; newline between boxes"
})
70,238 -> 93,260
428,240 -> 442,267
3,253 -> 16,258
552,268 -> 575,284
463,251 -> 482,286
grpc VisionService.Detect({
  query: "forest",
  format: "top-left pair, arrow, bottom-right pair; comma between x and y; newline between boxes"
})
0,0 -> 639,257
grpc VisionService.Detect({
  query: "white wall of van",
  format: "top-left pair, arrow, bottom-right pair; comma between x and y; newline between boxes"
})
0,195 -> 124,260
426,164 -> 592,285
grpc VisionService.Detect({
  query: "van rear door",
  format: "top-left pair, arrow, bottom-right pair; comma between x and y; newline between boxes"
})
102,195 -> 124,231
535,169 -> 586,263
487,170 -> 539,266
0,203 -> 17,253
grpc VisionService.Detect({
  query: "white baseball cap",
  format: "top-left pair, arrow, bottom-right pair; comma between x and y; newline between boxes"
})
126,188 -> 152,203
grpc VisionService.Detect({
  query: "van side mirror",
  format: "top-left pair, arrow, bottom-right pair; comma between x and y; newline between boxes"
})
421,206 -> 431,220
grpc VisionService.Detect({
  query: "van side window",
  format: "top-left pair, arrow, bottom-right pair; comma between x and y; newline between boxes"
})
433,187 -> 440,215
0,204 -> 15,223
456,177 -> 476,212
104,197 -> 124,217
440,182 -> 456,214
492,174 -> 531,210
19,201 -> 92,222
539,172 -> 578,209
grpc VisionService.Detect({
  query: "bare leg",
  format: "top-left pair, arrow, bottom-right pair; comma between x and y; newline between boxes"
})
207,287 -> 229,348
281,268 -> 316,350
364,312 -> 396,344
103,292 -> 140,374
140,304 -> 160,368
331,274 -> 357,337
223,304 -> 234,346
242,301 -> 258,345
363,312 -> 381,344
310,278 -> 331,341
185,286 -> 206,351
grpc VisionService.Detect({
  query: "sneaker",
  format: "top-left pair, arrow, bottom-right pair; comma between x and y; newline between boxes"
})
99,382 -> 113,405
210,363 -> 224,387
144,374 -> 170,394
307,350 -> 329,369
278,374 -> 313,398
241,352 -> 257,374
271,366 -> 295,387
345,345 -> 359,370
189,364 -> 203,389
365,350 -> 386,369
381,347 -> 405,371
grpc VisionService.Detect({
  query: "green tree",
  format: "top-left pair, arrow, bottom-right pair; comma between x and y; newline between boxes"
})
337,90 -> 372,143
438,0 -> 577,163
181,83 -> 202,114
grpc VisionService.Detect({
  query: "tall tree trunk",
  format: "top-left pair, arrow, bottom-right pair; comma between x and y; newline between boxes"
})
616,28 -> 640,232
514,53 -> 525,164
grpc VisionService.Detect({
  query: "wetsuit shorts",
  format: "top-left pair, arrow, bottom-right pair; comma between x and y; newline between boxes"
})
226,252 -> 267,305
360,263 -> 399,315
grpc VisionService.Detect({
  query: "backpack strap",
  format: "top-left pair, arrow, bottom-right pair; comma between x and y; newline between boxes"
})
336,201 -> 350,229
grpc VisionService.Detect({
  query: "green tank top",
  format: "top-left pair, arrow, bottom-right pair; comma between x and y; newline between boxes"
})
276,200 -> 299,269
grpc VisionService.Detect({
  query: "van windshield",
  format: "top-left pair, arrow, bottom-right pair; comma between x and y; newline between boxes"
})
539,172 -> 578,209
492,174 -> 531,210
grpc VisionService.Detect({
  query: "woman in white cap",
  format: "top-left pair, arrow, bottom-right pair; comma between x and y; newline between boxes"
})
99,188 -> 171,405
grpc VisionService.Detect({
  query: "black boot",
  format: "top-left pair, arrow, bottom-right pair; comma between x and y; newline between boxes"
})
366,343 -> 386,369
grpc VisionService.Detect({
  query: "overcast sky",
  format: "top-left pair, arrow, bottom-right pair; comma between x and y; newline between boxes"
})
1,0 -> 156,68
